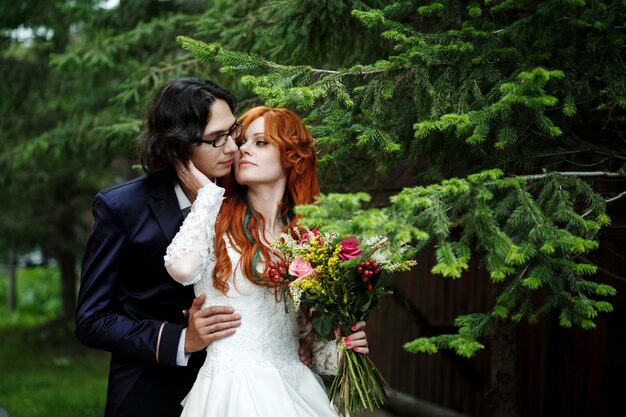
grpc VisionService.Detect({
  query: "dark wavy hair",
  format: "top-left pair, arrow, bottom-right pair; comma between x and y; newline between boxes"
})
137,78 -> 236,179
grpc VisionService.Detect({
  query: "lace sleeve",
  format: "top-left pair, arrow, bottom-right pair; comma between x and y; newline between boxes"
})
164,183 -> 224,286
311,338 -> 339,376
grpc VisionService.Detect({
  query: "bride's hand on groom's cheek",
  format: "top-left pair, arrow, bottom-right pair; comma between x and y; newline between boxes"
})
175,160 -> 211,197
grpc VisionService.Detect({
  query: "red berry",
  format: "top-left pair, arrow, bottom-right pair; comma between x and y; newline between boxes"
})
278,266 -> 286,275
362,277 -> 369,282
374,268 -> 380,275
277,260 -> 285,267
273,275 -> 281,282
367,284 -> 374,292
356,266 -> 363,274
269,263 -> 276,269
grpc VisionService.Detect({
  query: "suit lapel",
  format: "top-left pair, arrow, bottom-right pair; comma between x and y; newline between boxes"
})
148,178 -> 183,243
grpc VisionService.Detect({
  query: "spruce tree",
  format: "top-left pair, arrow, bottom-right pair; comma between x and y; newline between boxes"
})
176,2 -> 625,414
177,0 -> 624,353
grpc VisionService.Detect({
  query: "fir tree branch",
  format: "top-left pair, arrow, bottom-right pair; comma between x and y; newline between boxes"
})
559,156 -> 617,169
308,68 -> 386,76
605,190 -> 626,204
558,17 -> 626,30
580,190 -> 626,219
138,59 -> 200,84
519,171 -> 624,180
600,152 -> 626,162
580,257 -> 626,284
178,37 -> 388,79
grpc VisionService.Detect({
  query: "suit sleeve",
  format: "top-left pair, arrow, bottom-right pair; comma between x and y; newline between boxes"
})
75,192 -> 184,367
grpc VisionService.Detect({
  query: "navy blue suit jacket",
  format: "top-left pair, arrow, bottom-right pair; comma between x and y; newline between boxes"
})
76,175 -> 202,417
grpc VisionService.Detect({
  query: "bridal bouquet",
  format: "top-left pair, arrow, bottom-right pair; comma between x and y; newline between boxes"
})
267,228 -> 416,416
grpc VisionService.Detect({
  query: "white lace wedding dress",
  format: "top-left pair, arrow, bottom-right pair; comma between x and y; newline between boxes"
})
164,183 -> 339,417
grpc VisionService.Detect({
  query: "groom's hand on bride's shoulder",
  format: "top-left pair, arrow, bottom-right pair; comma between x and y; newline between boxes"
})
184,294 -> 242,353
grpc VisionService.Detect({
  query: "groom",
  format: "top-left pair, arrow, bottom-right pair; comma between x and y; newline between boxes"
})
75,78 -> 242,417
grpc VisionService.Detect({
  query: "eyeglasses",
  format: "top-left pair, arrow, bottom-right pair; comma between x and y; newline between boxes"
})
198,122 -> 242,148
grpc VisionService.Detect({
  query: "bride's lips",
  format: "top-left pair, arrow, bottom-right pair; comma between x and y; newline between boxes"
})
221,159 -> 234,166
238,160 -> 255,167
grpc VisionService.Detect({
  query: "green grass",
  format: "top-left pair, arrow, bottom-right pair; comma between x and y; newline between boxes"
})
0,266 -> 109,417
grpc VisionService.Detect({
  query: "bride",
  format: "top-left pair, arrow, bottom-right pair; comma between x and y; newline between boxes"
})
164,106 -> 369,416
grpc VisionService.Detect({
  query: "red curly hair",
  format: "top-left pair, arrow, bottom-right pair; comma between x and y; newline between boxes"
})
212,107 -> 320,293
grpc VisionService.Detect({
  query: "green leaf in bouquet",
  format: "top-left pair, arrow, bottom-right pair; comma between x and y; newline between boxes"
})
312,313 -> 333,337
358,291 -> 375,313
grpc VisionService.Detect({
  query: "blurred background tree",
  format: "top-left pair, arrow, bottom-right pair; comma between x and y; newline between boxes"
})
1,0 -> 208,318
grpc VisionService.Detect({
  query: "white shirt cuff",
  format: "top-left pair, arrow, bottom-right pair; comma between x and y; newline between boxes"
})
176,328 -> 191,366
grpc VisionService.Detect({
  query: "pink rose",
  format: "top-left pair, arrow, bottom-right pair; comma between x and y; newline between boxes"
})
288,257 -> 317,279
338,237 -> 361,260
298,228 -> 320,243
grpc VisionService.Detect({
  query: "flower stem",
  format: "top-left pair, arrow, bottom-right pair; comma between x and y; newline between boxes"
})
329,343 -> 388,415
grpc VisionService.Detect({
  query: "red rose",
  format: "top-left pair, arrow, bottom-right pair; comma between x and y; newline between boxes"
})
298,228 -> 320,243
338,237 -> 361,260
